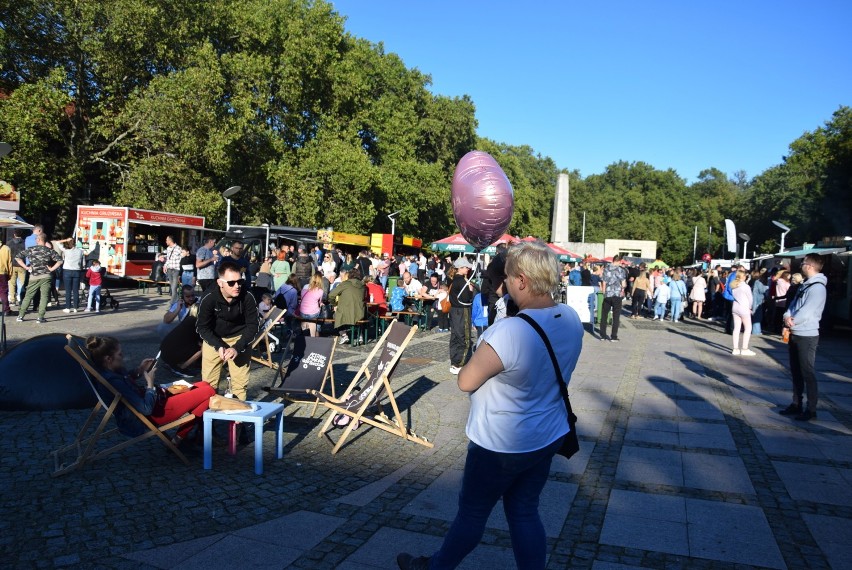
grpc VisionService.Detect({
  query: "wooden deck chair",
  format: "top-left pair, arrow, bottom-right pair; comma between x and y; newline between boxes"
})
311,320 -> 434,454
51,335 -> 194,477
264,334 -> 337,417
251,306 -> 287,369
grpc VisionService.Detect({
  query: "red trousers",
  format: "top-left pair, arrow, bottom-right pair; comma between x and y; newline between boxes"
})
151,382 -> 216,438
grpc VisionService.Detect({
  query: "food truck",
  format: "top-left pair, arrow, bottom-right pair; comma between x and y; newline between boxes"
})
74,205 -> 211,278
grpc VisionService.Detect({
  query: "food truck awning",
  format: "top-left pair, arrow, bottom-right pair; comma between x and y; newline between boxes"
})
776,247 -> 846,258
0,212 -> 33,229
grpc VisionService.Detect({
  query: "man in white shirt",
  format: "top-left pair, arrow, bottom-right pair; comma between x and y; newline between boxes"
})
401,271 -> 422,297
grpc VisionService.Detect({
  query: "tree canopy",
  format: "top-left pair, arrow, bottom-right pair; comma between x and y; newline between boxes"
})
1,1 -> 849,263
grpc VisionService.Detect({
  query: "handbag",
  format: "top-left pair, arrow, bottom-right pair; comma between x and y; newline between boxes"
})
516,313 -> 580,459
440,296 -> 451,313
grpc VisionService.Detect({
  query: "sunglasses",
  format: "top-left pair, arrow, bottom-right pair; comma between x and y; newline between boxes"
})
221,278 -> 245,287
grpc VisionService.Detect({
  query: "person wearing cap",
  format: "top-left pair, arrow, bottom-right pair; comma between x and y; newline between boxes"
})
448,256 -> 479,375
377,252 -> 391,290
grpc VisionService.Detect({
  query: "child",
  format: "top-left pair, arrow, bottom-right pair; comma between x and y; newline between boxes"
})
388,280 -> 407,312
434,283 -> 450,332
653,278 -> 670,321
258,292 -> 273,320
471,291 -> 488,336
85,260 -> 103,312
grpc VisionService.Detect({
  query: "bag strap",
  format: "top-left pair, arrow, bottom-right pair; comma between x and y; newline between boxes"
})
516,313 -> 576,425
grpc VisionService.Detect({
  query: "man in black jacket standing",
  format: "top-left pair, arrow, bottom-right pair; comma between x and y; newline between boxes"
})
448,257 -> 478,375
196,261 -> 259,400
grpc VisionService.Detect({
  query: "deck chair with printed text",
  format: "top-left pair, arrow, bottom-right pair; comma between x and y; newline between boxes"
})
264,334 -> 337,417
311,320 -> 433,454
250,306 -> 287,369
50,335 -> 193,477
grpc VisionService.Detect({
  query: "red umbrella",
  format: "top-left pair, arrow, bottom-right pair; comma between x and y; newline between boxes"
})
520,237 -> 582,260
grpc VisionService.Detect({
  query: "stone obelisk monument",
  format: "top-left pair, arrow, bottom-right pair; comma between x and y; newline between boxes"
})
551,173 -> 570,246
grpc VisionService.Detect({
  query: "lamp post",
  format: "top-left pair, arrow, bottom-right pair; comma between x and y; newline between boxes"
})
222,186 -> 241,231
772,220 -> 790,253
738,232 -> 750,260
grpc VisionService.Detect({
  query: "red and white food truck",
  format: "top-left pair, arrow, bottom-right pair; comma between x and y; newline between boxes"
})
75,205 -> 210,278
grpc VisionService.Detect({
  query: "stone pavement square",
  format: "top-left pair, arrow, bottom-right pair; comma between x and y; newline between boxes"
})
684,498 -> 785,568
773,461 -> 852,506
802,514 -> 852,570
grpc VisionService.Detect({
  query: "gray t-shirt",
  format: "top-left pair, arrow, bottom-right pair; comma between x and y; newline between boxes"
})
196,246 -> 215,280
62,247 -> 86,271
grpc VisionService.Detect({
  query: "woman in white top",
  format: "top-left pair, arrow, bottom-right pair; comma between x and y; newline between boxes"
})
689,271 -> 708,319
730,268 -> 755,356
60,239 -> 86,312
397,240 -> 583,570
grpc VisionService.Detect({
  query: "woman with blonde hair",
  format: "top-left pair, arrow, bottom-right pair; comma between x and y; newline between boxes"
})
298,272 -> 325,337
397,240 -> 582,569
730,268 -> 755,355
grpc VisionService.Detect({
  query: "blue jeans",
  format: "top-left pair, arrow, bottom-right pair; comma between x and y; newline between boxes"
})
670,298 -> 683,321
87,285 -> 101,311
654,300 -> 666,319
63,269 -> 82,309
430,437 -> 562,569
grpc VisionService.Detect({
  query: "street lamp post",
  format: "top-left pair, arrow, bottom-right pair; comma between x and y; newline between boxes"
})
387,210 -> 401,256
772,220 -> 790,253
738,232 -> 750,260
222,185 -> 241,231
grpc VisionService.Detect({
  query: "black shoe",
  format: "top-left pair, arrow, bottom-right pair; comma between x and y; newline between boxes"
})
599,336 -> 609,341
779,403 -> 802,416
397,553 -> 430,570
610,338 -> 620,342
794,410 -> 816,421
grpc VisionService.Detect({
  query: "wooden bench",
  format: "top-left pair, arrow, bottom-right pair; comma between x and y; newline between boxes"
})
348,319 -> 372,346
391,309 -> 423,327
133,278 -> 171,295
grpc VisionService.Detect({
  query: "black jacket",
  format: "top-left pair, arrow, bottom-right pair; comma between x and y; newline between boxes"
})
196,286 -> 259,353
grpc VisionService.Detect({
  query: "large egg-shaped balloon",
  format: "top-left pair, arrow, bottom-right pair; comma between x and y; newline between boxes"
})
451,151 -> 514,249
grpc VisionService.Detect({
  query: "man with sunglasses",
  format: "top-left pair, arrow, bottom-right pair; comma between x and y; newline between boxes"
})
196,261 -> 259,401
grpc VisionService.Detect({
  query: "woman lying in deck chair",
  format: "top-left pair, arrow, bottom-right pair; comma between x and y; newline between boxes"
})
86,336 -> 216,446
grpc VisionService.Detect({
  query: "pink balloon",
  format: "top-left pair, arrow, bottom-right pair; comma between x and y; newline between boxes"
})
451,151 -> 514,249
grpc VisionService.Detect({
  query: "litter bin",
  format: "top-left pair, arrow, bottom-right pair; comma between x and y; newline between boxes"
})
596,292 -> 613,325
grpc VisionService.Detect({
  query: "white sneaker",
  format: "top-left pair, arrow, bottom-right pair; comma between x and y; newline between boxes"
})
732,349 -> 741,355
72,308 -> 78,313
740,349 -> 756,356
62,308 -> 71,313
338,334 -> 349,345
652,317 -> 659,321
449,365 -> 461,375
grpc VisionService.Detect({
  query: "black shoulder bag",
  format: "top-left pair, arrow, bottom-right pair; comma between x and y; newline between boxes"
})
517,313 -> 580,459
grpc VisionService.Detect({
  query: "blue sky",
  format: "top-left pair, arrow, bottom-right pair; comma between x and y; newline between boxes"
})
331,1 -> 852,183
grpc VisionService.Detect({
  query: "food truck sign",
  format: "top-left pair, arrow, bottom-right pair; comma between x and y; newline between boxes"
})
129,209 -> 205,228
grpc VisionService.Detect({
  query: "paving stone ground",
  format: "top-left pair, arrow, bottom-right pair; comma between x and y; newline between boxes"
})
2,289 -> 851,569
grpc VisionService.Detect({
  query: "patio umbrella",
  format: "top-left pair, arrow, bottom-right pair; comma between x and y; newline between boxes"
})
517,236 -> 582,262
